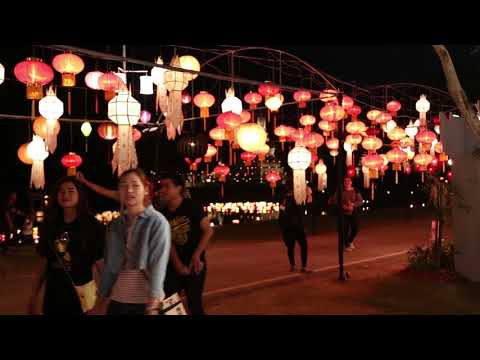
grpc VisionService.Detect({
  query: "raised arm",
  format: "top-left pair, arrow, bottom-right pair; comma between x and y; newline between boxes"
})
77,171 -> 119,202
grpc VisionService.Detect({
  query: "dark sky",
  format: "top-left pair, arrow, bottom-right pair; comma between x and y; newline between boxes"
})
1,44 -> 476,205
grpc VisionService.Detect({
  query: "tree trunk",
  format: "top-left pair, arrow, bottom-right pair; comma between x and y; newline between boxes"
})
433,45 -> 480,141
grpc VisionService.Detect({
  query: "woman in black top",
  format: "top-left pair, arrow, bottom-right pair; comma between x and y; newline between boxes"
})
28,177 -> 105,315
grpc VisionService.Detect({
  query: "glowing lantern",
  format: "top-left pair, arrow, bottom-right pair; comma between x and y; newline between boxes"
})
140,110 -> 152,124
18,143 -> 33,165
204,144 -> 217,163
348,105 -> 362,120
108,90 -> 141,176
177,133 -> 208,174
366,109 -> 382,123
240,110 -> 251,124
61,152 -> 82,176
405,120 -> 418,139
299,114 -> 316,132
27,135 -> 49,189
38,86 -> 64,154
288,145 -> 312,205
209,127 -> 227,147
0,63 -> 4,85
244,91 -> 263,109
326,137 -> 339,150
14,58 -> 54,100
346,165 -> 356,178
387,148 -> 408,183
81,121 -> 92,152
256,143 -> 270,161
387,100 -> 401,117
345,134 -> 363,150
387,127 -> 406,142
293,90 -> 311,108
274,125 -> 293,146
151,57 -> 168,114
416,130 -> 436,146
318,120 -> 337,136
241,151 -> 257,166
416,94 -> 430,126
362,154 -> 384,199
193,91 -> 215,130
181,91 -> 191,104
236,123 -> 267,153
289,128 -> 308,145
184,157 -> 202,172
304,132 -> 324,149
315,160 -> 327,191
341,96 -> 354,111
382,119 -> 397,133
217,111 -> 242,130
265,93 -> 284,112
265,170 -> 281,195
221,86 -> 242,115
361,136 -> 383,153
140,75 -> 154,95
132,128 -> 142,142
434,142 -> 444,154
258,82 -> 280,99
346,120 -> 367,134
52,53 -> 84,87
98,123 -> 118,140
414,153 -> 434,182
319,89 -> 338,104
179,55 -> 200,81
98,72 -> 127,101
320,104 -> 345,122
33,116 -> 60,140
214,163 -> 230,198
164,56 -> 190,139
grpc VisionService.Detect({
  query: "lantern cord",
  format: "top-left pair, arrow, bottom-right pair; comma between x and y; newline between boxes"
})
70,121 -> 73,151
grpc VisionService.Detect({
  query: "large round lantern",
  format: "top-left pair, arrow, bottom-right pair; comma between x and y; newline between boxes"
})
265,93 -> 284,112
38,87 -> 64,154
383,119 -> 397,133
341,96 -> 354,111
293,90 -> 311,108
414,153 -> 433,182
108,90 -> 141,176
258,82 -> 280,99
346,134 -> 363,147
98,122 -> 118,140
209,127 -> 227,147
319,89 -> 338,104
194,91 -> 215,128
326,137 -> 339,151
98,72 -> 127,101
18,143 -> 33,165
318,120 -> 336,136
376,112 -> 392,125
14,58 -> 54,100
179,55 -> 200,81
274,125 -> 293,143
387,148 -> 408,184
387,127 -> 406,142
320,104 -> 345,122
61,152 -> 83,176
315,159 -> 327,191
288,145 -> 312,205
213,163 -> 230,198
348,105 -> 362,120
416,130 -> 437,145
235,123 -> 267,153
366,109 -> 382,123
33,116 -> 60,140
244,91 -> 263,109
27,135 -> 49,189
304,132 -> 324,149
217,111 -> 242,130
361,136 -> 383,153
221,87 -> 242,115
387,100 -> 401,116
346,120 -> 367,134
265,170 -> 281,195
52,53 -> 85,87
299,115 -> 316,132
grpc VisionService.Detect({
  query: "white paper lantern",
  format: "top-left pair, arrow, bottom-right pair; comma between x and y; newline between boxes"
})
221,87 -> 243,115
416,94 -> 430,113
27,135 -> 49,189
288,145 -> 311,205
84,71 -> 104,90
235,123 -> 267,153
38,87 -> 64,153
315,159 -> 327,191
114,72 -> 127,85
108,90 -> 141,126
265,93 -> 284,112
405,120 -> 418,139
0,63 -> 4,85
140,75 -> 154,95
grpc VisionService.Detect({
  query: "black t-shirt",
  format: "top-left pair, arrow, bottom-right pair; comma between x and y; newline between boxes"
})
38,215 -> 105,286
161,199 -> 206,265
278,196 -> 305,229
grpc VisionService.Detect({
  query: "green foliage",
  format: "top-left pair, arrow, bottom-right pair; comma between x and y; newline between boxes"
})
407,242 -> 457,272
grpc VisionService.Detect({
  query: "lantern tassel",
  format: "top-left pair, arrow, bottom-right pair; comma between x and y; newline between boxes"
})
220,183 -> 224,199
422,172 -> 425,183
68,90 -> 72,115
95,92 -> 99,114
30,160 -> 45,190
293,169 -> 307,205
85,138 -> 88,153
46,120 -> 58,154
346,150 -> 353,167
113,125 -> 138,177
371,182 -> 375,201
395,170 -> 399,184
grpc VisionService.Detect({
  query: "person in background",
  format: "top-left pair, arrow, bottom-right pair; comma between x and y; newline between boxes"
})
27,177 -> 105,315
329,177 -> 363,252
278,186 -> 310,273
158,174 -> 214,315
92,168 -> 171,315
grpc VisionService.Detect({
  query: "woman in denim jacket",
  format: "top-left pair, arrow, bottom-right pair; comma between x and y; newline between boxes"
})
92,168 -> 171,315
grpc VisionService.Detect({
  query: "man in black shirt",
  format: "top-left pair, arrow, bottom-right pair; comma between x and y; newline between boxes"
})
157,174 -> 213,315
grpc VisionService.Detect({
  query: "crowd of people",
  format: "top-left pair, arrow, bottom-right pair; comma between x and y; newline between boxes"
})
1,167 -> 364,316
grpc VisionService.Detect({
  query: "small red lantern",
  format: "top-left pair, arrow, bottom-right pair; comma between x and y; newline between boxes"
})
185,157 -> 202,171
348,105 -> 362,120
240,151 -> 257,166
404,165 -> 412,175
386,100 -> 401,117
293,90 -> 311,108
258,82 -> 280,99
265,170 -> 281,196
14,57 -> 54,100
182,91 -> 192,104
376,112 -> 392,125
61,152 -> 83,176
132,128 -> 142,142
416,130 -> 437,145
366,127 -> 380,137
347,165 -> 356,178
366,109 -> 382,123
447,171 -> 453,181
217,111 -> 242,130
214,163 -> 230,198
341,96 -> 354,111
274,125 -> 293,143
244,91 -> 263,109
320,104 -> 346,122
98,72 -> 127,101
299,115 -> 316,132
433,115 -> 441,125
98,123 -> 118,140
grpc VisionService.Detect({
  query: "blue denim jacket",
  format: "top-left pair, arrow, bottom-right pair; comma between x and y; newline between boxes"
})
98,205 -> 171,299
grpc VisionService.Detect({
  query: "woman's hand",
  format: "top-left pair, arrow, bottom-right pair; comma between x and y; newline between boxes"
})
189,254 -> 204,275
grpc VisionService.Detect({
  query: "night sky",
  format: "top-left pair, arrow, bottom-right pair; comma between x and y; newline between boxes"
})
0,44 -> 475,210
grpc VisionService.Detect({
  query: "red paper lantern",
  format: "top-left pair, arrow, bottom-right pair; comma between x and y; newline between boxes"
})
132,128 -> 142,142
97,123 -> 118,140
217,111 -> 242,130
376,112 -> 392,125
244,91 -> 263,109
433,115 -> 441,125
348,105 -> 362,119
319,89 -> 338,104
347,165 -> 356,178
366,109 -> 382,123
193,91 -> 216,118
320,104 -> 346,122
240,151 -> 257,166
416,130 -> 437,145
447,171 -> 453,181
274,125 -> 293,142
61,152 -> 83,176
258,82 -> 280,98
386,100 -> 401,116
341,96 -> 354,111
14,57 -> 54,99
182,91 -> 192,104
362,154 -> 384,169
52,53 -> 85,87
293,90 -> 311,108
366,127 -> 380,137
98,72 -> 127,101
240,110 -> 251,124
209,127 -> 227,146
